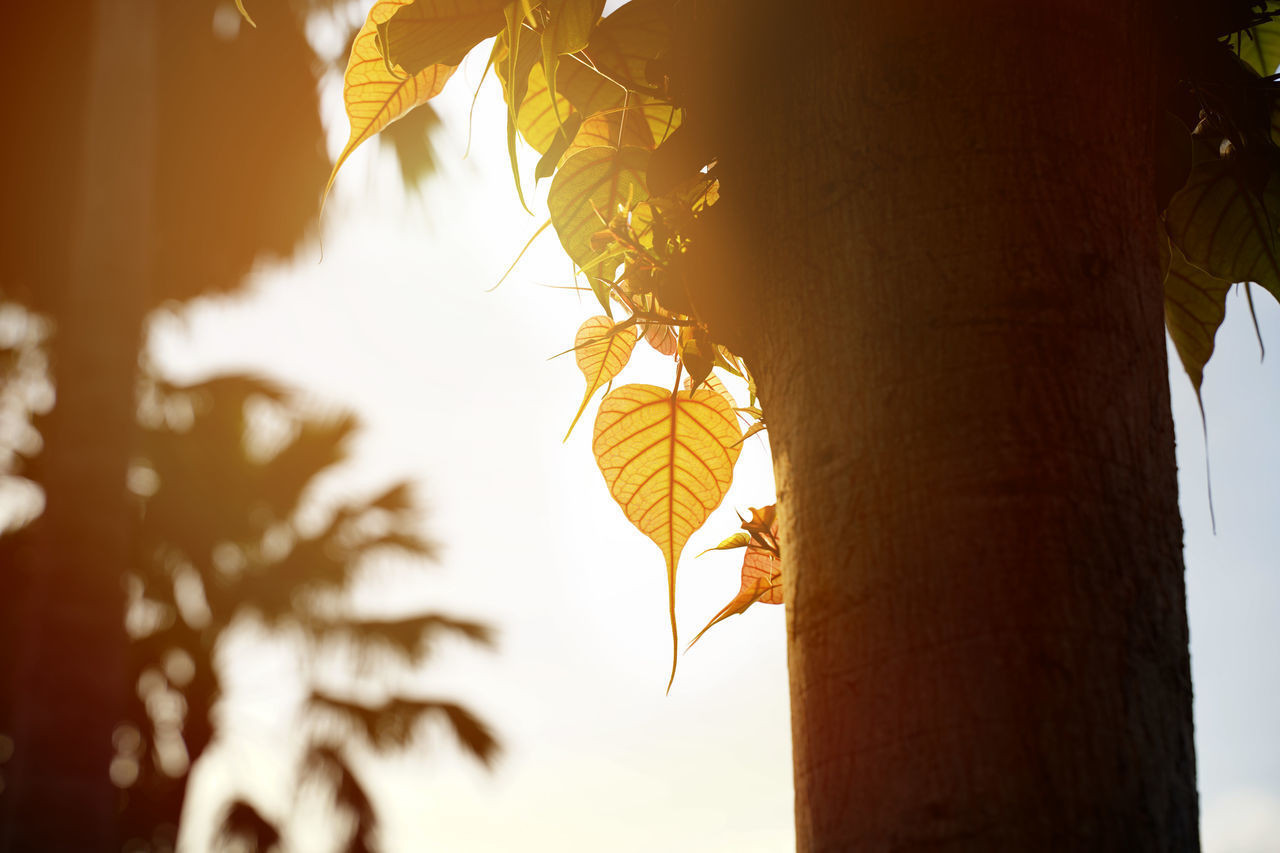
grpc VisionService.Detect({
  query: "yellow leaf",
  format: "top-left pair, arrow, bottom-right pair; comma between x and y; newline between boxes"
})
565,316 -> 637,440
324,0 -> 460,207
541,0 -> 605,131
564,103 -> 680,160
592,383 -> 742,689
234,0 -> 256,27
377,0 -> 507,76
518,62 -> 576,154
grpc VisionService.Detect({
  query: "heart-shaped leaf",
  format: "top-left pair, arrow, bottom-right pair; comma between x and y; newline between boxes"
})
1164,233 -> 1232,396
565,316 -> 637,440
593,383 -> 742,688
1165,158 -> 1280,305
547,146 -> 650,278
378,0 -> 507,76
325,0 -> 460,205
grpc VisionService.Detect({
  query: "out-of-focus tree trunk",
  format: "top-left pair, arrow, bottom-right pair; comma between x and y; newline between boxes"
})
1,3 -> 156,850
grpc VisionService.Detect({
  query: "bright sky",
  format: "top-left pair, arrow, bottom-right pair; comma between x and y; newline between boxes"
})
153,9 -> 1280,851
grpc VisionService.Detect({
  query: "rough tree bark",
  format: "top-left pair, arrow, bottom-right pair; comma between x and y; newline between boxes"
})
691,2 -> 1197,850
1,3 -> 156,850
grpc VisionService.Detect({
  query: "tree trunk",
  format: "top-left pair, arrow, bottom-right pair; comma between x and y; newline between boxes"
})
1,3 -> 156,850
693,2 -> 1197,849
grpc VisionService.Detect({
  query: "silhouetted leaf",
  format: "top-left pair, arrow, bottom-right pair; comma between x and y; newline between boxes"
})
1164,233 -> 1233,395
1165,158 -> 1280,305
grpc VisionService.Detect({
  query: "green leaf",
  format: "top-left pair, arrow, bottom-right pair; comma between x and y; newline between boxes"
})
378,0 -> 507,76
542,0 -> 605,130
547,145 -> 650,282
1165,158 -> 1280,306
1232,5 -> 1280,76
1164,234 -> 1232,395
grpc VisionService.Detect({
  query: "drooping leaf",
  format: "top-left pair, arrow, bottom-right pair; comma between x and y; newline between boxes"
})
1165,158 -> 1280,306
541,0 -> 606,130
592,383 -> 742,688
234,0 -> 256,28
678,325 -> 716,391
1164,231 -> 1233,395
565,316 -> 637,440
696,531 -> 750,557
518,62 -> 578,155
688,505 -> 781,647
688,535 -> 782,648
548,146 -> 650,279
493,4 -> 542,212
325,0 -> 459,205
377,0 -> 507,76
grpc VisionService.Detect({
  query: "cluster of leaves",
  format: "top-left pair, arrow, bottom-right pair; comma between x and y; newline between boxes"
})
260,0 -> 1280,687
121,374 -> 496,852
303,0 -> 781,688
1162,4 -> 1280,398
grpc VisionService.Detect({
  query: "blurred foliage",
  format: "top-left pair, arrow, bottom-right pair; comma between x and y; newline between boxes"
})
115,373 -> 496,852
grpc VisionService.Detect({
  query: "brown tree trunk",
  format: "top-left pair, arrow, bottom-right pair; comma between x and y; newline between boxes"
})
1,3 -> 156,850
692,2 -> 1198,849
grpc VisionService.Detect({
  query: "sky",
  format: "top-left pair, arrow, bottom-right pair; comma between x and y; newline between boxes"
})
149,7 -> 1280,851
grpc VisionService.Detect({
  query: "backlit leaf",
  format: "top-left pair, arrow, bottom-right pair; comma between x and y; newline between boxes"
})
378,0 -> 507,76
592,383 -> 742,688
688,509 -> 782,648
545,0 -> 602,56
547,146 -> 650,278
518,62 -> 577,155
564,103 -> 680,159
1164,234 -> 1232,396
696,531 -> 749,557
1165,158 -> 1280,305
325,0 -> 459,205
234,0 -> 256,28
1233,8 -> 1280,76
542,0 -> 606,131
565,316 -> 637,440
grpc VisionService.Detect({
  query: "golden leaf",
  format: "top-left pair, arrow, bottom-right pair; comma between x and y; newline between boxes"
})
324,0 -> 460,206
518,62 -> 577,155
688,507 -> 782,649
565,316 -> 637,440
377,0 -> 507,76
592,383 -> 742,688
234,0 -> 256,27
